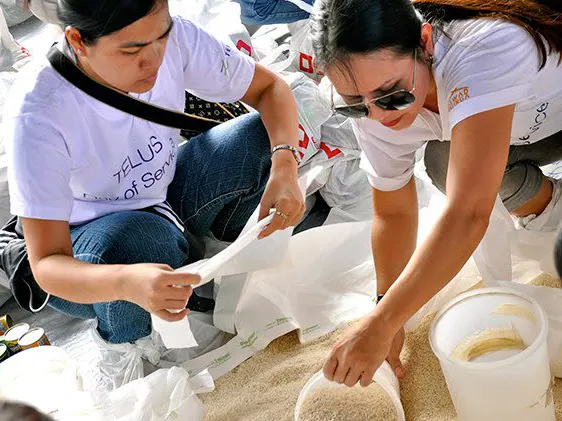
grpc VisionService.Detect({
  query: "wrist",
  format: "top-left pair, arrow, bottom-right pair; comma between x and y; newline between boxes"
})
271,149 -> 298,172
114,264 -> 131,301
367,303 -> 403,336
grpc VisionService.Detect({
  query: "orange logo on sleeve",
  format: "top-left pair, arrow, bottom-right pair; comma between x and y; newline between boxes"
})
448,86 -> 470,111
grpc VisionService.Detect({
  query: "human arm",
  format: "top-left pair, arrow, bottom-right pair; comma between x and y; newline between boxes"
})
22,217 -> 200,321
324,105 -> 514,386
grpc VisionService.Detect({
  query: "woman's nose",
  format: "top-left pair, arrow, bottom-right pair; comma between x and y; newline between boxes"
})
366,103 -> 394,122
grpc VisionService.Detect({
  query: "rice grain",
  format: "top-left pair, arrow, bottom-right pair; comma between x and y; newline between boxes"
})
299,384 -> 398,421
202,274 -> 562,420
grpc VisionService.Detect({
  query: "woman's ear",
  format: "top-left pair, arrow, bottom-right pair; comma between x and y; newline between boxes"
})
420,22 -> 435,61
65,26 -> 87,57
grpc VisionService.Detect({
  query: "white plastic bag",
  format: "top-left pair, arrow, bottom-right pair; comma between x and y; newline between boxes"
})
212,166 -> 327,335
91,328 -> 149,391
0,5 -> 29,69
27,0 -> 60,25
169,0 -> 255,59
57,367 -> 214,421
152,212 -> 294,349
284,73 -> 332,164
286,19 -> 324,82
183,216 -> 375,380
405,158 -> 560,329
0,0 -> 31,27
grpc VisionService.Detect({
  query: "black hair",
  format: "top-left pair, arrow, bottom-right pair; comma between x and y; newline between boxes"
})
311,0 -> 422,72
312,0 -> 562,73
0,401 -> 54,421
58,0 -> 163,45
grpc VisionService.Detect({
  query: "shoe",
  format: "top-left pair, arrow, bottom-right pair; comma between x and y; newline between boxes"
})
517,178 -> 562,232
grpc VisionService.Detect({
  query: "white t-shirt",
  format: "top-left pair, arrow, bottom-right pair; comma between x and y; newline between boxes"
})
356,19 -> 562,191
4,16 -> 255,225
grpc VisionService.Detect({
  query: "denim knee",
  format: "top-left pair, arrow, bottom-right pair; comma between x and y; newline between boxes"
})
71,211 -> 189,268
94,300 -> 152,344
62,211 -> 190,343
236,0 -> 311,25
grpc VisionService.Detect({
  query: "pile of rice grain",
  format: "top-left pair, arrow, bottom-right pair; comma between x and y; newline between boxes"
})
202,273 -> 562,421
200,330 -> 344,421
299,384 -> 398,421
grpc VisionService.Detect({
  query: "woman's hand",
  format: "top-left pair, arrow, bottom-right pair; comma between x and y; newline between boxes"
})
323,315 -> 404,387
120,263 -> 201,322
258,151 -> 305,238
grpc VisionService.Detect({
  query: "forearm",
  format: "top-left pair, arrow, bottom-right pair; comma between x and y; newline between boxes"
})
34,254 -> 127,304
372,210 -> 417,295
373,206 -> 490,332
254,78 -> 299,151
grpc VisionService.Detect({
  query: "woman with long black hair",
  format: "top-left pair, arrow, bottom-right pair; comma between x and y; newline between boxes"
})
312,0 -> 562,387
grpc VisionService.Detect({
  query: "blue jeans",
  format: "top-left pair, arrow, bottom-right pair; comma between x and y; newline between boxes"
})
236,0 -> 313,25
49,113 -> 271,343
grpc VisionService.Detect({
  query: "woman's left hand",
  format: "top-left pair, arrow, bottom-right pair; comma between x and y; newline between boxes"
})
258,155 -> 305,238
323,315 -> 403,387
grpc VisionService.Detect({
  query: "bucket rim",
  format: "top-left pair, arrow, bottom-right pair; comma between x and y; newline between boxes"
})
429,286 -> 549,370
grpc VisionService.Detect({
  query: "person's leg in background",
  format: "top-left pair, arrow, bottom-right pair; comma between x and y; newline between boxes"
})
167,112 -> 273,244
424,130 -> 562,231
49,211 -> 189,344
236,0 -> 313,26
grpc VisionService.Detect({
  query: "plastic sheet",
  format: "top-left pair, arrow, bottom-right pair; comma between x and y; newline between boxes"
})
55,367 -> 214,421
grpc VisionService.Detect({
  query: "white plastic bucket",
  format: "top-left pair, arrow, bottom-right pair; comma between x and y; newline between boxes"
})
430,287 -> 554,421
294,361 -> 405,421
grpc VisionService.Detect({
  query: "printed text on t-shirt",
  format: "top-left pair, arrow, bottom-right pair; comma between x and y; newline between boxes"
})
83,135 -> 176,201
518,102 -> 549,141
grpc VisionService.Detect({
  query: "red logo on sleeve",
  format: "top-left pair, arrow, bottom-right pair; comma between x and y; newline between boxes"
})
448,86 -> 470,111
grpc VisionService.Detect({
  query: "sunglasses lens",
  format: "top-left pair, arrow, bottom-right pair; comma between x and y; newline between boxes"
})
375,92 -> 416,111
335,105 -> 369,118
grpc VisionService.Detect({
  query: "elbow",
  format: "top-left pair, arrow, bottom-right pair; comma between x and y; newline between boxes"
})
30,257 -> 56,295
445,201 -> 492,239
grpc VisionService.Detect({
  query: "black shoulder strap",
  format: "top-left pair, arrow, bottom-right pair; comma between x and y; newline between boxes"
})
46,45 -> 220,132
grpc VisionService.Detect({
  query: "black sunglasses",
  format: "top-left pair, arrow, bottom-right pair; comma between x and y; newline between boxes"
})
332,50 -> 418,118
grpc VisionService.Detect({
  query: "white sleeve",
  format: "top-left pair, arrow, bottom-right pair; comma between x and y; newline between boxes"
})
353,122 -> 425,192
6,116 -> 73,221
174,17 -> 256,103
443,23 -> 540,129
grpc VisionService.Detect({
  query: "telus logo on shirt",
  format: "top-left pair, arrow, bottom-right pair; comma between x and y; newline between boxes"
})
83,135 -> 177,202
518,102 -> 549,142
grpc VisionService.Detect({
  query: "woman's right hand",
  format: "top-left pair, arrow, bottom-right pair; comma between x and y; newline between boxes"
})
120,263 -> 201,322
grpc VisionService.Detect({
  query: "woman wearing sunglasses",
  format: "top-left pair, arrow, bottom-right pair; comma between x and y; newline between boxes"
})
312,0 -> 562,387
